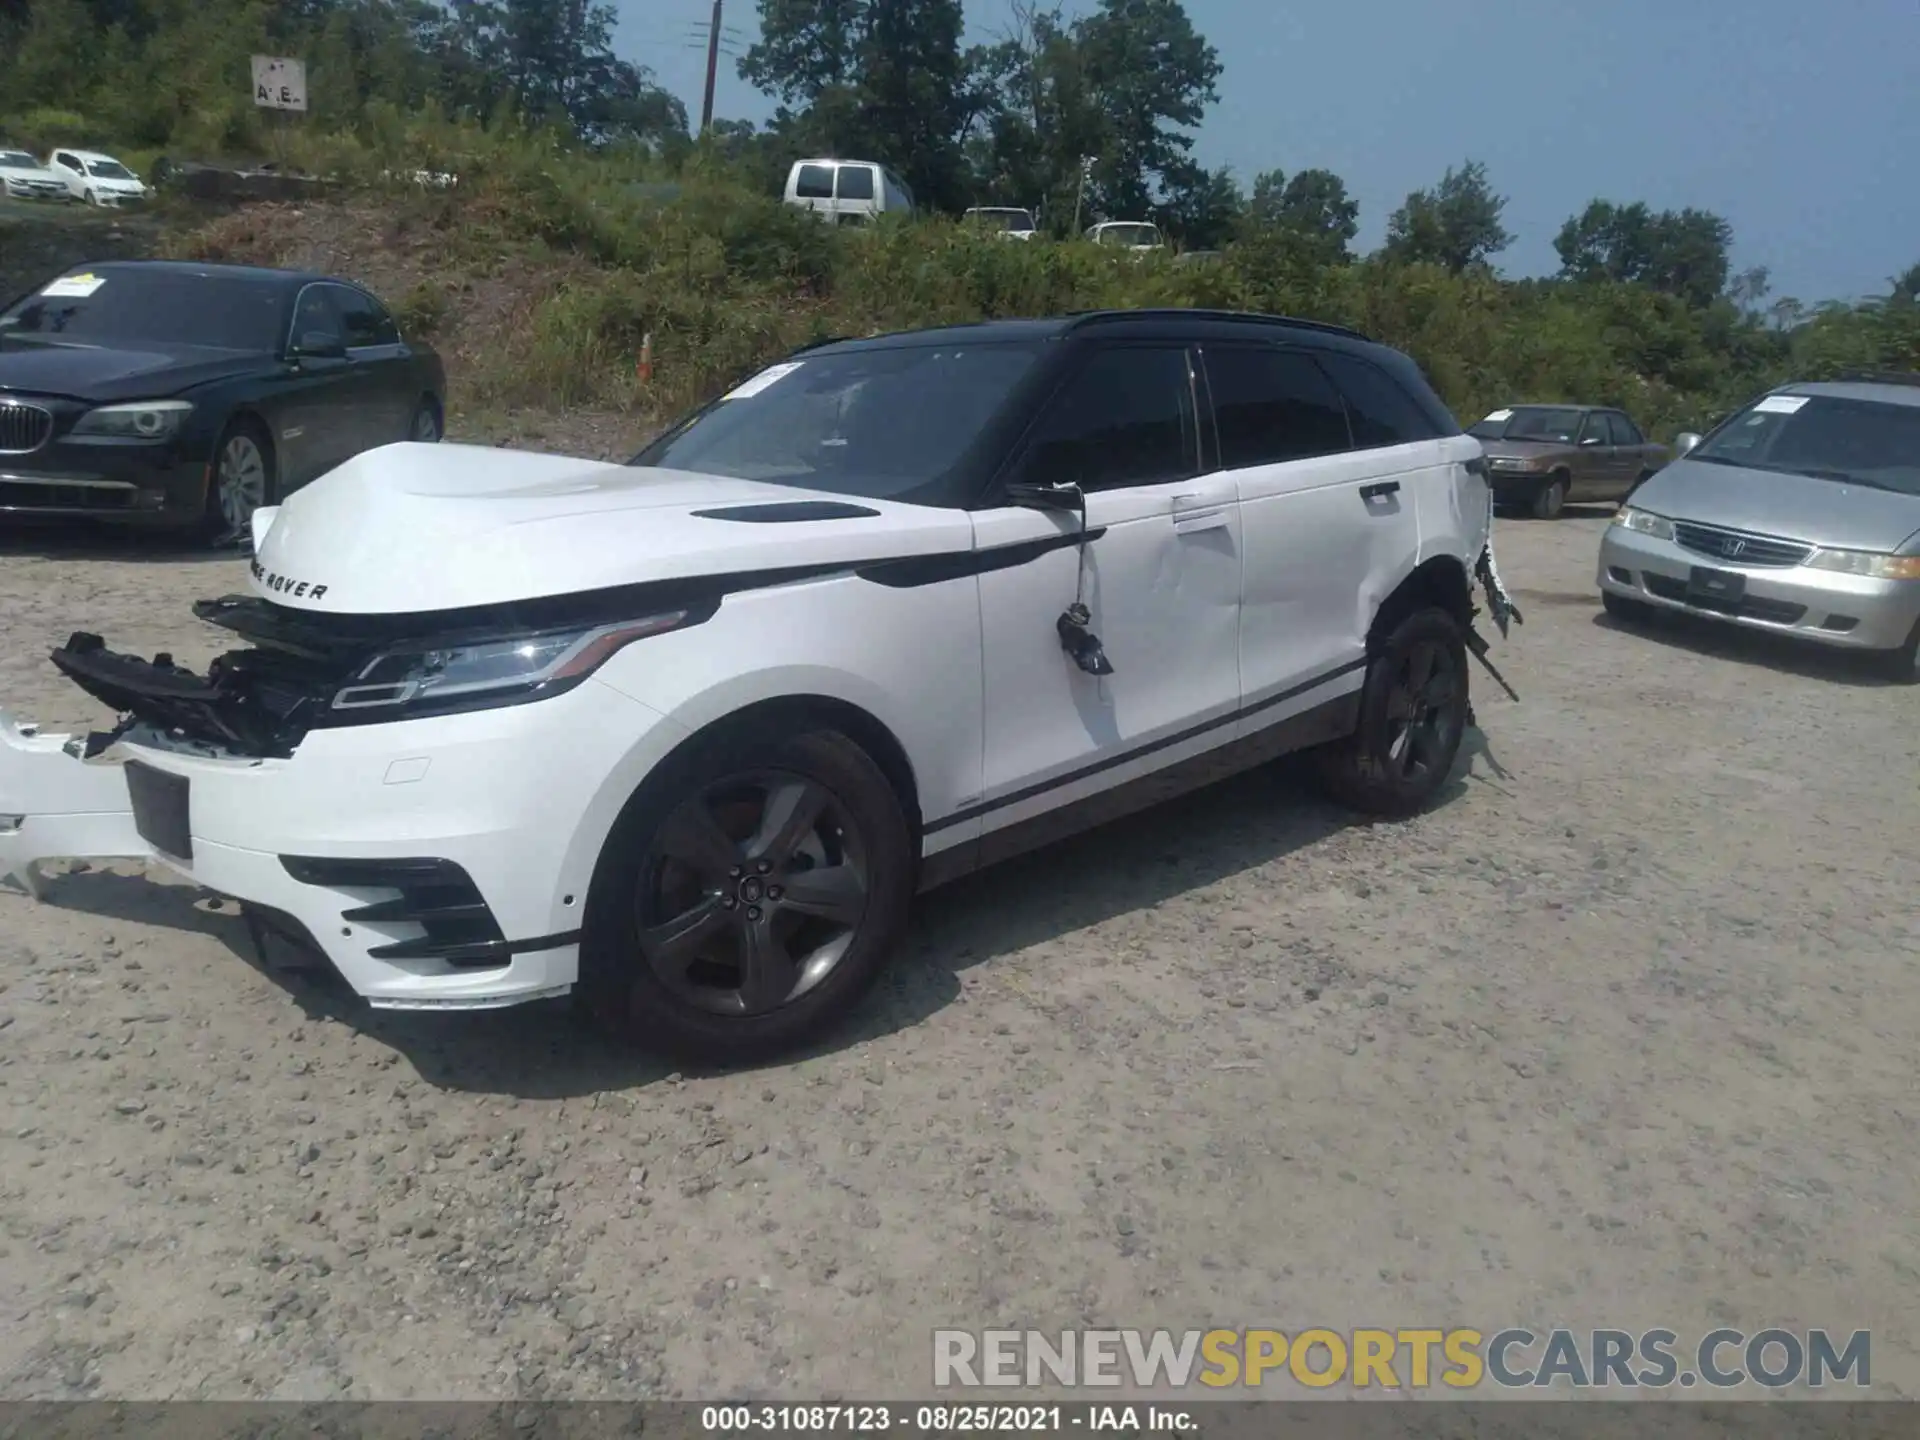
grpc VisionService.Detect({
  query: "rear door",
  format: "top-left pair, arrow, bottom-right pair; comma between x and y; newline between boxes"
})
328,283 -> 414,446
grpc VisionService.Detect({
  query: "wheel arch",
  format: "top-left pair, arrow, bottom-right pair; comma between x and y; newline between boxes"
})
200,406 -> 278,505
1367,554 -> 1473,655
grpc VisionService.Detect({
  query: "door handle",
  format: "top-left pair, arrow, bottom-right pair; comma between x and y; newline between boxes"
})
1173,509 -> 1229,535
1359,481 -> 1400,502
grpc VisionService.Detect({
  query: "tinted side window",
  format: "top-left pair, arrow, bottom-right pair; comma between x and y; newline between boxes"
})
794,164 -> 833,199
290,286 -> 341,345
1015,347 -> 1197,492
1578,411 -> 1611,445
1318,352 -> 1444,449
331,285 -> 395,348
55,153 -> 79,169
1609,412 -> 1642,445
1204,346 -> 1351,468
836,165 -> 875,201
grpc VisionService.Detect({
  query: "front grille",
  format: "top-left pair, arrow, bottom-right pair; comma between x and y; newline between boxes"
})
1641,572 -> 1808,625
0,401 -> 54,454
1671,520 -> 1812,568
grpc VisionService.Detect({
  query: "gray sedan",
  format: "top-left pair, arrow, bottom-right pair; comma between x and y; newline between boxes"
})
1597,377 -> 1920,681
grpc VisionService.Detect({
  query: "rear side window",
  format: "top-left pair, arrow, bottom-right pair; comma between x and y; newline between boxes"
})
794,164 -> 833,199
836,165 -> 875,201
1204,346 -> 1351,468
1014,346 -> 1198,492
1319,352 -> 1444,449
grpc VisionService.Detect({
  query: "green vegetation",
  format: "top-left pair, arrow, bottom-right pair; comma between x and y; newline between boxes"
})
2,0 -> 1916,439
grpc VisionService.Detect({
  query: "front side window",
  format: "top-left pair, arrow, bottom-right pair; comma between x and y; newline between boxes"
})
1609,412 -> 1643,445
1013,346 -> 1197,492
55,153 -> 79,170
634,342 -> 1041,505
290,286 -> 343,347
836,165 -> 874,201
1318,352 -> 1441,449
1579,411 -> 1612,446
1690,395 -> 1920,495
794,164 -> 833,199
1204,346 -> 1350,468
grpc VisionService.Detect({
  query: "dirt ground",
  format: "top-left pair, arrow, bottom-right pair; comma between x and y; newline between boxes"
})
1,494 -> 1917,1403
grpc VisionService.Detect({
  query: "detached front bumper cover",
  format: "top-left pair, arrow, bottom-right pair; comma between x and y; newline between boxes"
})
0,710 -> 147,900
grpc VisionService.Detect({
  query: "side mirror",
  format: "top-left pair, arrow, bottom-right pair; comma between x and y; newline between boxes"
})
1006,480 -> 1084,513
1674,432 -> 1702,456
291,330 -> 347,361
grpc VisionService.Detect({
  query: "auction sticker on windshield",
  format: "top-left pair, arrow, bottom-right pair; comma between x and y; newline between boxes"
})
41,273 -> 106,299
1753,394 -> 1810,415
722,361 -> 804,401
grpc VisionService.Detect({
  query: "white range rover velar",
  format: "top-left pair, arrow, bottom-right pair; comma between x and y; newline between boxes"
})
0,310 -> 1519,1062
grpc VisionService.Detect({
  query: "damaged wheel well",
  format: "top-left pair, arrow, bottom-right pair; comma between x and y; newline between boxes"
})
1369,556 -> 1473,655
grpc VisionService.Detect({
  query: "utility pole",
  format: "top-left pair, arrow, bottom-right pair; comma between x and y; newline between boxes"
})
700,0 -> 724,134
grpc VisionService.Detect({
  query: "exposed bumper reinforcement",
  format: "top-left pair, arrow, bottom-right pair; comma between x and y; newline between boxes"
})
0,710 -> 149,900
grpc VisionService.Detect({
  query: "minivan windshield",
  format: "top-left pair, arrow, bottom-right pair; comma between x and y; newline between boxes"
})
0,268 -> 286,352
1469,406 -> 1585,442
632,343 -> 1042,504
1690,394 -> 1920,495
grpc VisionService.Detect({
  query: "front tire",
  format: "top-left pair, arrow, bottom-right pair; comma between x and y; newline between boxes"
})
1530,473 -> 1569,520
579,724 -> 914,1064
202,418 -> 275,545
1315,607 -> 1470,819
1872,619 -> 1920,686
408,399 -> 442,443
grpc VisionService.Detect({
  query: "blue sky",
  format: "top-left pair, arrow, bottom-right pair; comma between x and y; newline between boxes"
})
618,0 -> 1920,302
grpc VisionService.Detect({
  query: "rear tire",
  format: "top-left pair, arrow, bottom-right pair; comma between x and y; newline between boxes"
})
579,724 -> 914,1064
1602,590 -> 1656,625
409,398 -> 442,443
1530,473 -> 1569,520
1315,607 -> 1470,819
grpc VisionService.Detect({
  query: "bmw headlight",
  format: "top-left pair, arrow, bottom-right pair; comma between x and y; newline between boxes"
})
1804,548 -> 1920,581
69,399 -> 193,441
1613,506 -> 1675,541
330,611 -> 698,717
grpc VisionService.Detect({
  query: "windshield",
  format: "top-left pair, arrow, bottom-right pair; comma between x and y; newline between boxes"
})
1095,224 -> 1158,247
0,151 -> 38,169
1470,406 -> 1584,442
0,269 -> 286,352
1690,394 -> 1920,495
85,159 -> 135,180
633,342 -> 1042,503
971,209 -> 1034,232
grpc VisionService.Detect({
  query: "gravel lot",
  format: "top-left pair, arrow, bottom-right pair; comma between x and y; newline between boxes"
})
1,501 -> 1916,1402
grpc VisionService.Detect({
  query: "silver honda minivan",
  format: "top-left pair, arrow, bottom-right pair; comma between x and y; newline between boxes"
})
1597,377 -> 1920,680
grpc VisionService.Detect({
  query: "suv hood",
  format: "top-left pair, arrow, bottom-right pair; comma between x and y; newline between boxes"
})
0,342 -> 269,402
249,442 -> 977,616
1634,457 -> 1920,552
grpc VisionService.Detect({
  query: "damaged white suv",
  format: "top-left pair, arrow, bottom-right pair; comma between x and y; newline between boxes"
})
1,310 -> 1518,1063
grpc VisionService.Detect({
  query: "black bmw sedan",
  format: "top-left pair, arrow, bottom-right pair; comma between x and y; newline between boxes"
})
0,260 -> 445,543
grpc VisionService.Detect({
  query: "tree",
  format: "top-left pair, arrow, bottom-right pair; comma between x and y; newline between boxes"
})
1158,162 -> 1240,249
1891,261 -> 1920,307
1070,0 -> 1221,221
1383,160 -> 1512,274
739,0 -> 969,210
1553,199 -> 1734,307
1242,166 -> 1358,262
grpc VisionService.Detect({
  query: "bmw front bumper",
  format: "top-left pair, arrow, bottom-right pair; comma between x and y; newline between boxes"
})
1598,522 -> 1920,652
0,680 -> 691,1010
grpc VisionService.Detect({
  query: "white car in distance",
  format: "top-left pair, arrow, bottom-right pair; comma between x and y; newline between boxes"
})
964,207 -> 1039,240
45,148 -> 148,206
0,148 -> 70,201
0,309 -> 1518,1065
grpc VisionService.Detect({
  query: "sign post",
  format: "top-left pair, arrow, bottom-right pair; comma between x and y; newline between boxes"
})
251,56 -> 308,167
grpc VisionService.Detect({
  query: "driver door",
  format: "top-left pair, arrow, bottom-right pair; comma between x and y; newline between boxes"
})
964,343 -> 1244,862
274,284 -> 365,487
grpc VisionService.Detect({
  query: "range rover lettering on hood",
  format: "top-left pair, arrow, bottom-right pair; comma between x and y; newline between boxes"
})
250,558 -> 328,601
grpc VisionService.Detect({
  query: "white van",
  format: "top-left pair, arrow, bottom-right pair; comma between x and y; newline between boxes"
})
783,159 -> 915,226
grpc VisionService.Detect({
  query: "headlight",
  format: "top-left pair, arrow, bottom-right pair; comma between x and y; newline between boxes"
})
330,611 -> 697,716
1612,506 -> 1675,541
69,399 -> 193,440
1804,548 -> 1920,581
1487,456 -> 1526,470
